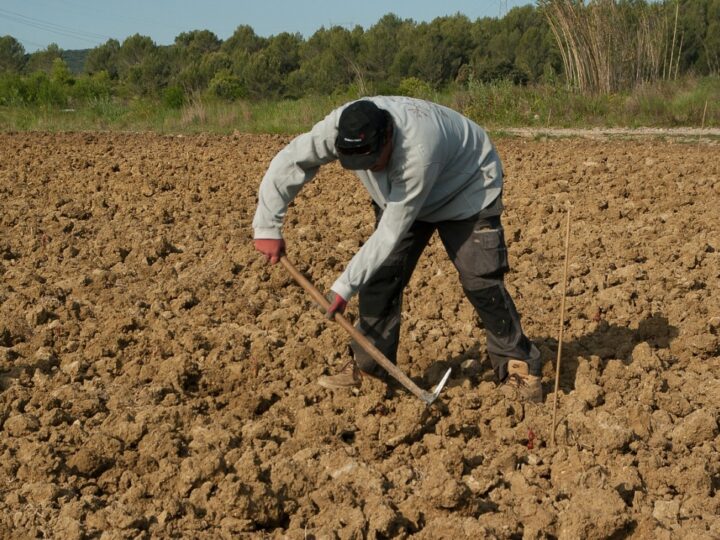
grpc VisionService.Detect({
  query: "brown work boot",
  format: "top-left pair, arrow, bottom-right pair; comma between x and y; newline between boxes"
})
505,359 -> 543,403
317,360 -> 361,389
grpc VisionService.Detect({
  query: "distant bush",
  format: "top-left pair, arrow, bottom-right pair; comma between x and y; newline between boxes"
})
6,72 -> 68,107
396,77 -> 433,98
0,74 -> 23,105
207,70 -> 245,100
71,71 -> 112,101
163,85 -> 185,109
0,69 -> 117,107
50,58 -> 73,86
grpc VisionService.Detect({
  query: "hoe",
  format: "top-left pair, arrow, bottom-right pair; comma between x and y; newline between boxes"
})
281,256 -> 451,406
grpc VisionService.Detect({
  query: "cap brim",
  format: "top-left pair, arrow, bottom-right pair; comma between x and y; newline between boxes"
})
337,149 -> 382,170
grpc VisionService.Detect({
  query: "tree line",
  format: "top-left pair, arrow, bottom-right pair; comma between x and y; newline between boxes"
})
0,1 -> 718,108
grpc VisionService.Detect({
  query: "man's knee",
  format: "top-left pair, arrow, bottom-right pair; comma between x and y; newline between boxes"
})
454,220 -> 510,290
464,284 -> 514,338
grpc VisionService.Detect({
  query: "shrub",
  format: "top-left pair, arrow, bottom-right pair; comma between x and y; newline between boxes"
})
71,71 -> 112,102
397,77 -> 433,98
19,72 -> 68,106
163,85 -> 185,109
207,70 -> 245,100
0,73 -> 23,105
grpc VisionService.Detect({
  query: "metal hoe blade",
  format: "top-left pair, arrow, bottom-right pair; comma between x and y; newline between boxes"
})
423,367 -> 452,405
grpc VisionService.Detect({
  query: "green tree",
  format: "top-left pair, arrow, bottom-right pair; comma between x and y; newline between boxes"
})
0,35 -> 25,73
175,30 -> 221,56
137,53 -> 175,96
709,0 -> 720,21
706,0 -> 720,73
516,27 -> 549,82
170,31 -> 222,92
469,5 -> 555,84
242,32 -> 302,98
117,34 -> 156,78
297,26 -> 363,94
51,57 -> 73,85
175,50 -> 231,93
436,15 -> 474,83
510,4 -> 557,83
388,21 -> 421,83
223,25 -> 269,87
359,14 -> 407,88
85,39 -> 120,78
26,43 -> 62,74
677,0 -> 708,73
222,25 -> 266,55
115,34 -> 169,95
399,15 -> 473,87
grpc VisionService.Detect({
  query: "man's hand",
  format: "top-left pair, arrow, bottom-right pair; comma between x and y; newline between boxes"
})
254,238 -> 285,264
326,291 -> 348,320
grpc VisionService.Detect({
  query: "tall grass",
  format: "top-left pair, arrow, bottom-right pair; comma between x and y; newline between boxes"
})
0,77 -> 718,134
538,0 -> 682,93
459,76 -> 719,128
163,95 -> 349,134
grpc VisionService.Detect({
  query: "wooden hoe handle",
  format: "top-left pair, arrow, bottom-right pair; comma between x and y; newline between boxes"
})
279,256 -> 449,405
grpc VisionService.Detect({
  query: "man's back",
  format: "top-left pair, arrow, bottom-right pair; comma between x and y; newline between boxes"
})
350,96 -> 503,222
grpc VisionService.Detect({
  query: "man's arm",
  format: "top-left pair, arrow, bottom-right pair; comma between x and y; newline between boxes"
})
252,112 -> 341,239
330,160 -> 441,300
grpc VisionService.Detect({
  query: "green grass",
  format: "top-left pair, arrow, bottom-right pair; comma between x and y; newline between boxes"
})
458,77 -> 720,129
0,94 -> 354,134
1,76 -> 718,134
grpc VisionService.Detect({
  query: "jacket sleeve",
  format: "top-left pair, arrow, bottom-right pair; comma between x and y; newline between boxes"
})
331,156 -> 441,300
252,112 -> 340,239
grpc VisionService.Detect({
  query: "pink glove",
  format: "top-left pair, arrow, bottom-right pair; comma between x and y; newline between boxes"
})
326,292 -> 347,320
254,238 -> 285,264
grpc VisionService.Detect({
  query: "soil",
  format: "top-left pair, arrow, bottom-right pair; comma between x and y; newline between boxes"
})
0,131 -> 718,539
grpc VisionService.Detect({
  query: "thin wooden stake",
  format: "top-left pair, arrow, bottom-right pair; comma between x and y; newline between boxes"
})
701,99 -> 708,129
551,206 -> 572,447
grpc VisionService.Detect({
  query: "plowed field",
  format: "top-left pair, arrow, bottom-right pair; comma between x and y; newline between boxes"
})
1,132 -> 718,539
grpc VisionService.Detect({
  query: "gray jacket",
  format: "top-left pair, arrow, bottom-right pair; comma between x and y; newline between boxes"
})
252,96 -> 503,300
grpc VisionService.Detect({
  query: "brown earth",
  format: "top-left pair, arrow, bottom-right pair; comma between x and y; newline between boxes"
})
0,131 -> 718,539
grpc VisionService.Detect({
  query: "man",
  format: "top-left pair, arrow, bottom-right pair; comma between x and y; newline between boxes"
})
253,96 -> 542,402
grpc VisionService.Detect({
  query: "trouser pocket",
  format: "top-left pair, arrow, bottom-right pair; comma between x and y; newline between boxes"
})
471,224 -> 509,280
441,216 -> 509,291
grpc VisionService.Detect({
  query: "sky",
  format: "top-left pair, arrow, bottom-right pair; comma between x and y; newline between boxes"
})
2,0 -> 534,54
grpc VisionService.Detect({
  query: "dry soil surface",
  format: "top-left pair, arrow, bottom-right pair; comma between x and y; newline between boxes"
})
0,132 -> 719,539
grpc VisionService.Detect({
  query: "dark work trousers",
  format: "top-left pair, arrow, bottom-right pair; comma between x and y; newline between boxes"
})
351,203 -> 542,381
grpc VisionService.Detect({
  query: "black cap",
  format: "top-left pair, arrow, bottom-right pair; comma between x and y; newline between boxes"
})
335,100 -> 389,170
